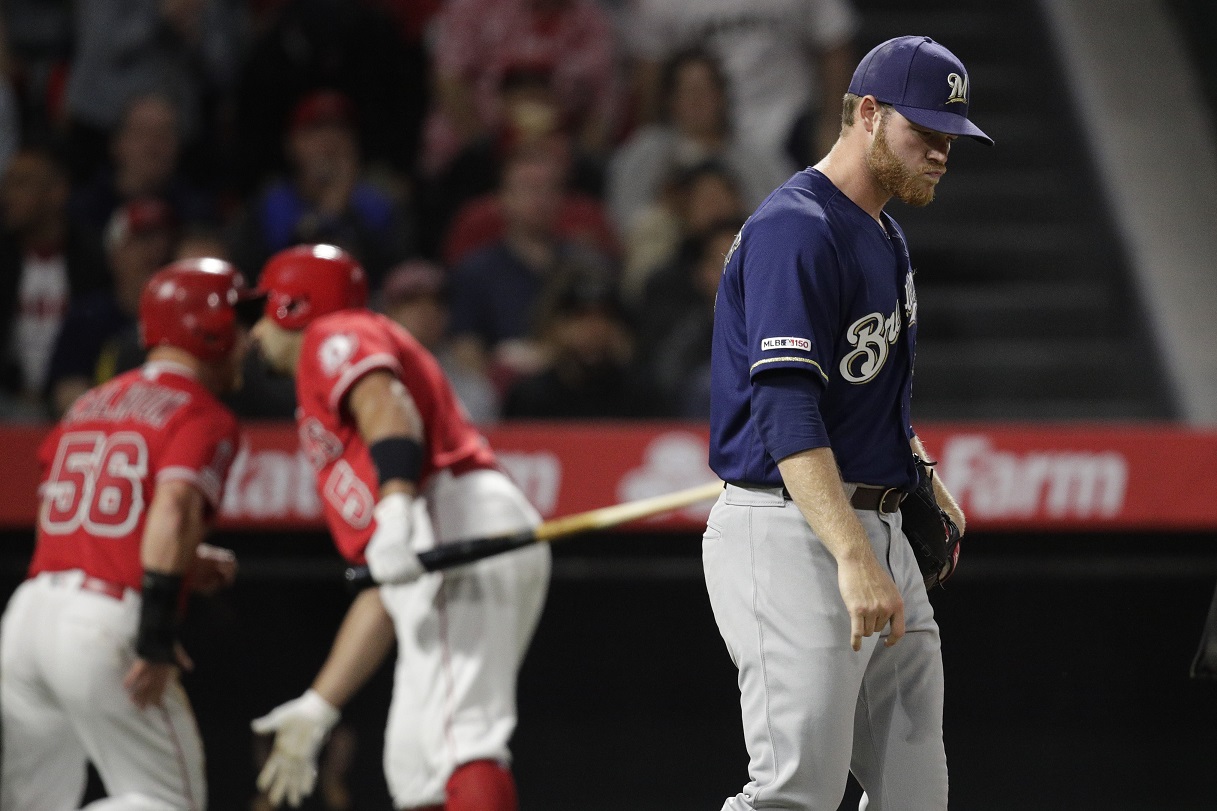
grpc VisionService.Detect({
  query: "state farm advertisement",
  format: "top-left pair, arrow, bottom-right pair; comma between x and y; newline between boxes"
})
915,426 -> 1213,531
2,422 -> 1216,532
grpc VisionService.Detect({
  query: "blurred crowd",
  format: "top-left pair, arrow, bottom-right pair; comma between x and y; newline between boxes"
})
0,0 -> 858,425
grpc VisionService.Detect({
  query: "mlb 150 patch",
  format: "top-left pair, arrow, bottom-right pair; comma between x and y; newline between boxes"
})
761,337 -> 812,352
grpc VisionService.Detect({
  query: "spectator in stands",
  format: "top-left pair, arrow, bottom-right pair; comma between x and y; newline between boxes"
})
62,0 -> 239,180
364,0 -> 443,48
70,94 -> 216,233
422,61 -> 608,257
625,0 -> 857,167
380,259 -> 500,424
622,159 -> 746,304
446,146 -> 617,388
0,0 -> 71,146
174,225 -> 229,263
441,138 -> 617,269
423,0 -> 619,179
227,90 -> 413,287
45,198 -> 176,416
639,218 -> 743,418
503,273 -> 661,419
0,146 -> 108,419
234,0 -> 426,194
608,48 -> 792,236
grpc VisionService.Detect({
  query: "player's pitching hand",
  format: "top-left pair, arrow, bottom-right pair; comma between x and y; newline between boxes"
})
837,557 -> 905,651
364,492 -> 432,585
251,689 -> 341,807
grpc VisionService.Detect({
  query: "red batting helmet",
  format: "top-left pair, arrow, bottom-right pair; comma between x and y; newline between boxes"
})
258,244 -> 369,330
140,258 -> 263,362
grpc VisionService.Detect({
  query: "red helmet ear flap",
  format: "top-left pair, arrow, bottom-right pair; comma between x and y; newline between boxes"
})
140,258 -> 255,362
256,244 -> 368,330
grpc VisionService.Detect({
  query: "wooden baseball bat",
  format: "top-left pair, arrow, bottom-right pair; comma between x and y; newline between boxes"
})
345,480 -> 723,590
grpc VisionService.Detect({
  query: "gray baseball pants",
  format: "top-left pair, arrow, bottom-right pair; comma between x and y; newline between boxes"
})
702,483 -> 948,811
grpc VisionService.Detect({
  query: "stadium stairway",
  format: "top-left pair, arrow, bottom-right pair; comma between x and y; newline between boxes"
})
854,0 -> 1176,420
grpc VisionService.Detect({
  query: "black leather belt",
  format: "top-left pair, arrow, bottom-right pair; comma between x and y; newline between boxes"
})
725,482 -> 905,514
849,485 -> 905,514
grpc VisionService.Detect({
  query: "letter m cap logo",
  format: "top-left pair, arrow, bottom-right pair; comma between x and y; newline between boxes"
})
946,72 -> 968,104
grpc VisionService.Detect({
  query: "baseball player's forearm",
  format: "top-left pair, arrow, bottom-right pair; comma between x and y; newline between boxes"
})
778,447 -> 904,650
349,370 -> 434,585
310,588 -> 396,709
348,370 -> 423,499
909,436 -> 966,535
141,479 -> 208,574
777,448 -> 878,563
131,479 -> 207,674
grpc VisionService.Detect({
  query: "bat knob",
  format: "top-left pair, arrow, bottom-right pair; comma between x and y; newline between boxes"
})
345,566 -> 375,593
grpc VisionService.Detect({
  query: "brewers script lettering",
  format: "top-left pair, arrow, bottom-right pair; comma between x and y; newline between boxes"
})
839,310 -> 901,383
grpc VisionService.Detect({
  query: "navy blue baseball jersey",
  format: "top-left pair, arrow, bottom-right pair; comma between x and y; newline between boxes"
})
709,168 -> 919,489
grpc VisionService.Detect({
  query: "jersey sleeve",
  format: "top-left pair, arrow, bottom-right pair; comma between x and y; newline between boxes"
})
299,315 -> 404,415
157,405 -> 239,510
739,206 -> 841,386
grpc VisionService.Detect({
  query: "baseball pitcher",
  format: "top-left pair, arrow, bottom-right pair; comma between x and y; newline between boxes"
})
704,36 -> 984,810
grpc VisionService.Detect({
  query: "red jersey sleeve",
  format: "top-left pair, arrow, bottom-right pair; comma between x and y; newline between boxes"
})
298,314 -> 404,416
294,311 -> 497,566
157,404 -> 240,511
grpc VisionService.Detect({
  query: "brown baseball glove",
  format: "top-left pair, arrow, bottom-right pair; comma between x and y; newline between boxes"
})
900,454 -> 962,590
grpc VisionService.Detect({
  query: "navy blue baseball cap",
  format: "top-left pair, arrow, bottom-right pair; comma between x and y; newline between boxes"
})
848,36 -> 993,145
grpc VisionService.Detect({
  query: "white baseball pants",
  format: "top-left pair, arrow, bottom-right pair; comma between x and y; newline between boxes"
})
378,468 -> 551,809
0,570 -> 206,811
702,484 -> 947,811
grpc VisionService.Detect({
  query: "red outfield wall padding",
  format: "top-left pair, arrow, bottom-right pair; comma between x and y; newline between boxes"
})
2,422 -> 1216,532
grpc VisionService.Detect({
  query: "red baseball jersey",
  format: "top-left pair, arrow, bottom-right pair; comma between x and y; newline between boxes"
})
30,362 -> 239,591
295,310 -> 497,563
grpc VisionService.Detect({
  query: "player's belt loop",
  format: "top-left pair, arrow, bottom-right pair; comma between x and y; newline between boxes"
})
850,485 -> 905,514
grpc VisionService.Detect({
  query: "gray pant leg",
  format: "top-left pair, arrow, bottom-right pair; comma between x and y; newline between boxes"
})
704,488 -> 947,811
850,510 -> 947,811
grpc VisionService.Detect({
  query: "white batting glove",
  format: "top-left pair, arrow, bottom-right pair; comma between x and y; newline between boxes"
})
364,492 -> 433,585
251,689 -> 341,807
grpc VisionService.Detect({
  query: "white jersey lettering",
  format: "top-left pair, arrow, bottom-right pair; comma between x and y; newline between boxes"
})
839,310 -> 901,383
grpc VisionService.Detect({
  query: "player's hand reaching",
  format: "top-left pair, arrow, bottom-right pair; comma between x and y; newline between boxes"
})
836,556 -> 906,651
364,492 -> 433,585
251,689 -> 341,807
